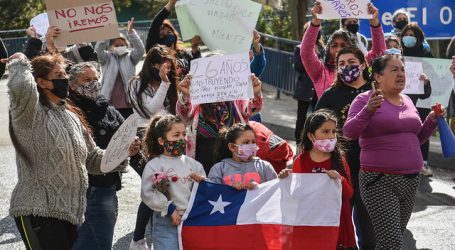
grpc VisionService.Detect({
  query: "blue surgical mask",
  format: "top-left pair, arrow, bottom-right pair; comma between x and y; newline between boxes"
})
402,36 -> 417,48
385,48 -> 402,55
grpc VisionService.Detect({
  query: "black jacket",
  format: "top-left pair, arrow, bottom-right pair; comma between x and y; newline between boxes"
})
403,45 -> 433,107
0,38 -> 7,78
293,45 -> 319,101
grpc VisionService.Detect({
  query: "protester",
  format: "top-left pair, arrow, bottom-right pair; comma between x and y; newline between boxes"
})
0,37 -> 7,78
451,56 -> 455,134
301,2 -> 386,99
177,73 -> 263,174
385,36 -> 402,54
343,54 -> 446,249
141,114 -> 206,250
387,9 -> 431,52
400,22 -> 434,176
95,18 -> 145,118
208,123 -> 277,189
340,18 -> 369,54
293,22 -> 323,145
4,53 -> 106,249
128,44 -> 178,250
68,62 -> 140,250
279,109 -> 355,250
315,46 -> 375,249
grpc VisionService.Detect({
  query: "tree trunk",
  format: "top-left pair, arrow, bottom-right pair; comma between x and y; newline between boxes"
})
290,0 -> 308,40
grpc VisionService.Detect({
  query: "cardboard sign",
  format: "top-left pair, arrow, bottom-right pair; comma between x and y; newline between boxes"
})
46,0 -> 120,46
100,113 -> 139,173
317,0 -> 372,19
30,13 -> 50,37
402,61 -> 424,95
189,53 -> 254,105
175,0 -> 262,53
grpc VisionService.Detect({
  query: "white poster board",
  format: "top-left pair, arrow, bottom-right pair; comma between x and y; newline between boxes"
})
30,13 -> 50,37
46,0 -> 120,46
175,0 -> 262,53
317,0 -> 372,19
101,113 -> 139,173
402,61 -> 424,94
189,53 -> 254,105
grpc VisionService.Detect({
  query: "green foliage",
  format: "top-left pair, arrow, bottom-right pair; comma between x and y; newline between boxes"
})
256,4 -> 294,51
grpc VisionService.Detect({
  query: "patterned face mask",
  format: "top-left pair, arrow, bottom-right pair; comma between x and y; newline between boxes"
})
164,139 -> 187,156
312,138 -> 337,153
74,80 -> 101,100
234,143 -> 259,162
338,64 -> 362,84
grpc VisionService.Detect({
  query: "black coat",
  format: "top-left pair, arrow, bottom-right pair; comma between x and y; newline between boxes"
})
403,44 -> 433,107
293,45 -> 319,102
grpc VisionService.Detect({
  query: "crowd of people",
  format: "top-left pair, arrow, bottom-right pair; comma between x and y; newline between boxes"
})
1,0 -> 454,250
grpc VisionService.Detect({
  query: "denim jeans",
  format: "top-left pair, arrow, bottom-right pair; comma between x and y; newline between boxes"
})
152,213 -> 179,250
72,184 -> 118,250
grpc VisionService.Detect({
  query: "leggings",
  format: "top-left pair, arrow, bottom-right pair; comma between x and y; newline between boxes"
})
14,215 -> 78,250
359,171 -> 420,250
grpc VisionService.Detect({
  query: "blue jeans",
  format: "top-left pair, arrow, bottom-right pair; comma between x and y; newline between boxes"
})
152,213 -> 179,250
72,185 -> 118,250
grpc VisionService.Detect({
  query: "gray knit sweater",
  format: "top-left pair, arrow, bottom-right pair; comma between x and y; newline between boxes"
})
8,58 -> 104,225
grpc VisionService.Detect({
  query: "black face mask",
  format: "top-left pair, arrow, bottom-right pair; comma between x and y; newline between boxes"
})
346,23 -> 359,34
150,66 -> 161,82
395,20 -> 408,30
48,78 -> 69,99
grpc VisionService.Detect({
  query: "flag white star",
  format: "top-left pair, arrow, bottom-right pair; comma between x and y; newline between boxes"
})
208,195 -> 231,215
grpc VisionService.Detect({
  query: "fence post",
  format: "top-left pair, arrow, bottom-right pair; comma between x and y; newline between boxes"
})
274,38 -> 281,100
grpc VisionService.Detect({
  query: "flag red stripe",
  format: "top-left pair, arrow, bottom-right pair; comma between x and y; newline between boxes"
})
182,224 -> 339,250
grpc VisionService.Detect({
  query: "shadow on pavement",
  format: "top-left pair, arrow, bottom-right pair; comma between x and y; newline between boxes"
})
414,176 -> 455,213
113,231 -> 133,250
0,216 -> 21,246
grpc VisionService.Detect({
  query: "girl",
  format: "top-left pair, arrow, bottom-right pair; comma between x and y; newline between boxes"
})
208,123 -> 277,190
279,110 -> 355,250
141,114 -> 206,250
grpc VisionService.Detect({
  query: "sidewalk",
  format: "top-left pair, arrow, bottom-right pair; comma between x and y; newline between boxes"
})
260,83 -> 455,170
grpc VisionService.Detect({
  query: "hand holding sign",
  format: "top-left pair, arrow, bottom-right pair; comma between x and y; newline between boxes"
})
127,17 -> 134,34
178,74 -> 192,98
311,1 -> 323,26
316,0 -> 373,20
367,3 -> 379,27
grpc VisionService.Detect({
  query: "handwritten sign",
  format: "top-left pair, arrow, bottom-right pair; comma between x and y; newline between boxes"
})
46,0 -> 120,47
189,53 -> 254,105
176,0 -> 262,53
30,13 -> 50,37
317,0 -> 372,19
402,61 -> 424,95
399,57 -> 454,109
100,113 -> 139,173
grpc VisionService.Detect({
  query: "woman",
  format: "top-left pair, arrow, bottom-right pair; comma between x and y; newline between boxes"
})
68,62 -> 138,250
293,22 -> 323,145
127,44 -> 178,250
400,22 -> 434,177
301,1 -> 386,99
95,18 -> 145,118
343,54 -> 445,249
5,53 -> 105,249
315,46 -> 375,249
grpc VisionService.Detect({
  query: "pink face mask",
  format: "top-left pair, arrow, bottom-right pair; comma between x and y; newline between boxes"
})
234,143 -> 259,161
312,138 -> 337,153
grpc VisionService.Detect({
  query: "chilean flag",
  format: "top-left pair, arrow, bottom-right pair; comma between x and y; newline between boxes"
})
178,174 -> 342,250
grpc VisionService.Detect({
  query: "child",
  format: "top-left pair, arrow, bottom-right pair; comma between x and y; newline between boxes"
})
279,109 -> 355,250
208,123 -> 277,190
141,114 -> 206,250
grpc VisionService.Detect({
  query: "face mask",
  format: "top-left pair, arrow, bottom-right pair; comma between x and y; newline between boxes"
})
164,139 -> 187,156
312,138 -> 337,153
234,143 -> 259,162
161,34 -> 177,48
338,64 -> 362,84
346,23 -> 359,34
113,46 -> 128,56
395,20 -> 408,30
150,66 -> 162,82
49,78 -> 69,99
402,36 -> 417,48
74,80 -> 100,100
385,48 -> 402,55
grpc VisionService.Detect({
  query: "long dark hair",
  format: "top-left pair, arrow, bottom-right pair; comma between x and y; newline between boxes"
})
142,114 -> 184,160
300,109 -> 347,177
215,123 -> 254,162
323,30 -> 355,71
332,46 -> 369,88
130,45 -> 177,118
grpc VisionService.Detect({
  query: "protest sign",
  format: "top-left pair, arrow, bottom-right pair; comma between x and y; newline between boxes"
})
317,0 -> 372,19
400,57 -> 454,109
30,13 -> 50,37
402,61 -> 424,95
101,113 -> 139,173
189,53 -> 254,105
46,0 -> 120,46
175,0 -> 262,53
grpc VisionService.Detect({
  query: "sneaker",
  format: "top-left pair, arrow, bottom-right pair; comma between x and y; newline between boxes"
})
129,239 -> 149,250
421,164 -> 434,177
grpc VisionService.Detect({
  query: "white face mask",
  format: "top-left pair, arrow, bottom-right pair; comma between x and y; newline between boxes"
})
113,46 -> 128,56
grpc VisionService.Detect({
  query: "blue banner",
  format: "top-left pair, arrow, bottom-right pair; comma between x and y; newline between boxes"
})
359,0 -> 455,39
